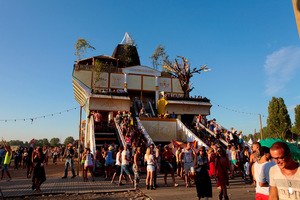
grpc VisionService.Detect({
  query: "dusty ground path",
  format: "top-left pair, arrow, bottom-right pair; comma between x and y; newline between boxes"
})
1,158 -> 255,199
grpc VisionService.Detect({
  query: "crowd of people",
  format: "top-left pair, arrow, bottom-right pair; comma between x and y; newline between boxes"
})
1,108 -> 300,200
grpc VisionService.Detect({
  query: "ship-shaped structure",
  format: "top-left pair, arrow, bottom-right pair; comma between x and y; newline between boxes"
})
72,34 -> 227,155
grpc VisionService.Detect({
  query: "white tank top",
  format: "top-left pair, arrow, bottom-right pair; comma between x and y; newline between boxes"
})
183,148 -> 193,163
254,162 -> 269,195
145,154 -> 155,165
116,152 -> 121,166
84,153 -> 93,166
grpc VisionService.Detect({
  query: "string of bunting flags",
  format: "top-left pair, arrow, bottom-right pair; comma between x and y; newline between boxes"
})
192,85 -> 267,118
210,100 -> 267,117
0,107 -> 80,123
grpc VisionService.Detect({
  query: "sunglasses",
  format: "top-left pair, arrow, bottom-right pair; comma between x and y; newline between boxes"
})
272,153 -> 289,161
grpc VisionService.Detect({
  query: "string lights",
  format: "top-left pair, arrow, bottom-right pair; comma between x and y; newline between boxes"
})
0,107 -> 80,123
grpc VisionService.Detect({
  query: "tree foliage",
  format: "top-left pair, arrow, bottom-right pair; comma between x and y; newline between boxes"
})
64,136 -> 75,146
294,105 -> 300,135
119,37 -> 137,68
163,56 -> 209,98
266,97 -> 291,139
149,45 -> 171,70
93,59 -> 108,86
50,138 -> 60,147
75,38 -> 96,61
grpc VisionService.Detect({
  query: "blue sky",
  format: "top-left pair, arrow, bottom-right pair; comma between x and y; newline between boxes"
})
0,1 -> 299,142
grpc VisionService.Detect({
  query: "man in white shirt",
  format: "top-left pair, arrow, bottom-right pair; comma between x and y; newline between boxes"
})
118,145 -> 133,186
269,142 -> 300,200
180,142 -> 195,187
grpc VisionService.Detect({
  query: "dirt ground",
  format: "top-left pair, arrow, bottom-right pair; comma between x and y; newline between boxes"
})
3,159 -> 147,200
7,191 -> 149,200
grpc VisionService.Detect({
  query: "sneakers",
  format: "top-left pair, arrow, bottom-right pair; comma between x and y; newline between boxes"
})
71,175 -> 76,179
7,178 -> 12,182
61,176 -> 67,179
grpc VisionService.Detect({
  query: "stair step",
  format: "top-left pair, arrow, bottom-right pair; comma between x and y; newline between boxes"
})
95,132 -> 115,136
95,138 -> 117,141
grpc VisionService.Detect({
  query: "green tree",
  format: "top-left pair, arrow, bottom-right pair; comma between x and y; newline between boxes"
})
266,97 -> 292,139
50,138 -> 60,147
8,140 -> 24,146
75,38 -> 95,61
93,59 -> 108,86
119,34 -> 138,68
42,138 -> 50,147
34,139 -> 43,147
294,105 -> 300,135
64,136 -> 74,146
150,45 -> 171,70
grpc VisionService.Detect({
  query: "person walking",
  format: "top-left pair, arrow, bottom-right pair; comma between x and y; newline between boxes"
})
269,142 -> 300,199
207,148 -> 216,178
61,144 -> 76,179
162,146 -> 178,187
0,140 -> 12,181
118,144 -> 134,186
32,147 -> 46,193
133,147 -> 143,190
194,146 -> 212,200
180,142 -> 195,187
144,147 -> 156,190
111,146 -> 123,184
215,147 -> 229,200
83,148 -> 95,182
104,146 -> 114,180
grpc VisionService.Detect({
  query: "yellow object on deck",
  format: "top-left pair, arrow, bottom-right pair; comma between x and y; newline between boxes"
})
157,98 -> 168,114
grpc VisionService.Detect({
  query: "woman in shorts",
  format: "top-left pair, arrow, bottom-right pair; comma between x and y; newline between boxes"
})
83,148 -> 95,182
104,146 -> 114,180
144,147 -> 155,190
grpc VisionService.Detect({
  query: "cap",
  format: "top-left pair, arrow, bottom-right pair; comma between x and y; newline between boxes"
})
68,143 -> 72,147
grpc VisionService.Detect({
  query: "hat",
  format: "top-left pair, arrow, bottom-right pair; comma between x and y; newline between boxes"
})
199,146 -> 206,151
108,146 -> 113,151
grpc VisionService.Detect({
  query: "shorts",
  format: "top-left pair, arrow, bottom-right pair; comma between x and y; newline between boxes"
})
1,164 -> 8,171
121,165 -> 131,175
115,165 -> 121,175
105,161 -> 114,167
231,159 -> 238,165
147,165 -> 155,172
184,162 -> 195,175
163,162 -> 173,172
255,193 -> 269,200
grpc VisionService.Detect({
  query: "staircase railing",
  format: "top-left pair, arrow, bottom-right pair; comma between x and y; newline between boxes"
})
114,118 -> 126,147
148,101 -> 155,117
177,119 -> 208,149
133,101 -> 139,116
197,122 -> 228,146
136,117 -> 155,147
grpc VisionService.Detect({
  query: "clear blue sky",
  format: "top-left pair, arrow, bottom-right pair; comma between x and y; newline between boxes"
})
0,1 -> 299,142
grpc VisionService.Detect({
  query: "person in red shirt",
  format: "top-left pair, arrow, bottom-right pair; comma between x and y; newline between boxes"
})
162,146 -> 178,187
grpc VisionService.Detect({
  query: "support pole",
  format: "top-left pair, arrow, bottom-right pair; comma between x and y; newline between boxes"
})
259,114 -> 263,140
77,106 -> 82,176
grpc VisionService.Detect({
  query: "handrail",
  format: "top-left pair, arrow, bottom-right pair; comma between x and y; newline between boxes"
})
197,122 -> 228,146
89,116 -> 96,171
133,101 -> 139,116
114,118 -> 126,147
136,117 -> 155,147
176,119 -> 208,149
148,101 -> 155,117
